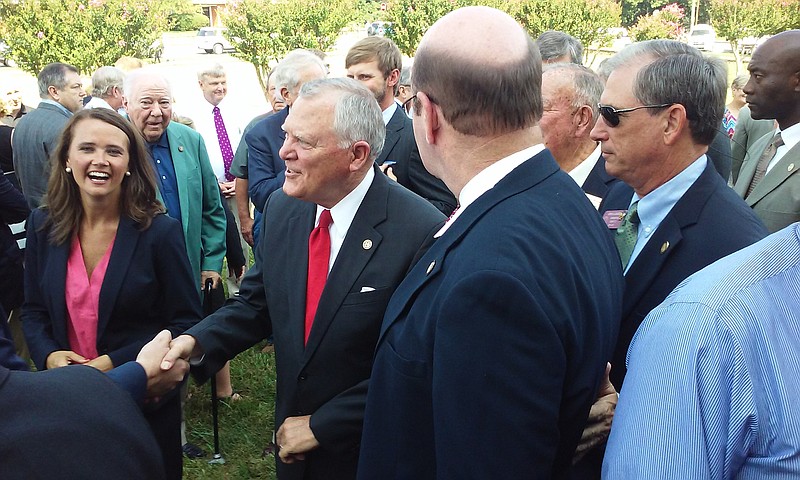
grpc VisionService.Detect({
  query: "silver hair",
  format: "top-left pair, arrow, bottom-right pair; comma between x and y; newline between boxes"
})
603,39 -> 698,75
299,78 -> 385,162
537,30 -> 584,65
543,63 -> 603,120
91,66 -> 126,97
197,63 -> 226,82
38,62 -> 80,99
272,50 -> 327,101
398,65 -> 412,86
123,69 -> 173,101
731,74 -> 749,90
634,53 -> 726,146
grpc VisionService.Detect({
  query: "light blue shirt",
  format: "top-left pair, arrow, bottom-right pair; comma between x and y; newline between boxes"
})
626,154 -> 707,272
39,99 -> 72,116
604,222 -> 800,480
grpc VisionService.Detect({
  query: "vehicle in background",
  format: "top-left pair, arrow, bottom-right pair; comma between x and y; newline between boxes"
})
196,27 -> 236,55
366,21 -> 392,37
738,35 -> 770,56
688,24 -> 716,51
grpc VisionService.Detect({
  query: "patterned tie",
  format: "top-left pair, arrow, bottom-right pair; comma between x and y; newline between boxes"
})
746,132 -> 784,197
304,209 -> 333,345
213,106 -> 235,181
614,201 -> 640,268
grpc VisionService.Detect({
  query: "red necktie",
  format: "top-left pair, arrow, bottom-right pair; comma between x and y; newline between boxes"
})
304,209 -> 333,345
213,106 -> 235,181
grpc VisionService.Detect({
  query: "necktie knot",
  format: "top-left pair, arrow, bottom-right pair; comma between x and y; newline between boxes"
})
773,133 -> 785,149
614,201 -> 639,269
318,209 -> 333,229
213,106 -> 220,115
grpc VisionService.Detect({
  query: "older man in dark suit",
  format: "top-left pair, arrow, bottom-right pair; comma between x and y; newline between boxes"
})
359,7 -> 624,478
346,36 -> 457,215
161,78 -> 445,480
12,62 -> 85,208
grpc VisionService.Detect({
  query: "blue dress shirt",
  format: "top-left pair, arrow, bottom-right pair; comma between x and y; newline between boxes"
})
604,223 -> 800,479
148,133 -> 181,224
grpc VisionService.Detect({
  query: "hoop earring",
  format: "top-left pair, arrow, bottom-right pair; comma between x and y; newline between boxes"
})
65,167 -> 72,173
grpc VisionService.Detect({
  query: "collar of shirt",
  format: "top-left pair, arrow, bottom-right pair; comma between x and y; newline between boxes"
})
382,102 -> 397,126
568,143 -> 602,188
40,99 -> 72,116
435,143 -> 546,238
625,154 -> 707,273
84,97 -> 113,110
766,121 -> 800,174
149,131 -> 170,150
314,166 -> 375,272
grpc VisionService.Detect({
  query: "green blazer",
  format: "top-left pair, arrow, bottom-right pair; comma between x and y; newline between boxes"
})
165,122 -> 227,286
733,130 -> 800,233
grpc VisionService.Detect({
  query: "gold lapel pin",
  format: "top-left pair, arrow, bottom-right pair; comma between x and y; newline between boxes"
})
660,241 -> 670,254
178,146 -> 184,152
362,239 -> 373,250
426,261 -> 435,275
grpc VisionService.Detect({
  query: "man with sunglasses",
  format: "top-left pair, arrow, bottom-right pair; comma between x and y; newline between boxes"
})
575,41 -> 768,476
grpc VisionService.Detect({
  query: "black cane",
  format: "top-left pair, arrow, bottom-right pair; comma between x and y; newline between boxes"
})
203,278 -> 225,465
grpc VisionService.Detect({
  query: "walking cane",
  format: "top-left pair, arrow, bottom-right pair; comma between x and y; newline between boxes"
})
203,278 -> 226,465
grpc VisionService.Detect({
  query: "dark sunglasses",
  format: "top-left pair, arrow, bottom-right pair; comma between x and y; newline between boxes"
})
597,103 -> 674,127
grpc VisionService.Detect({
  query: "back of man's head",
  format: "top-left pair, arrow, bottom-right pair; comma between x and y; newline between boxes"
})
537,30 -> 584,65
91,66 -> 126,98
413,6 -> 542,137
38,62 -> 80,99
272,50 -> 327,103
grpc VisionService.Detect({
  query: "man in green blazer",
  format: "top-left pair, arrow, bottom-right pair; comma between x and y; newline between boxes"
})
123,70 -> 226,290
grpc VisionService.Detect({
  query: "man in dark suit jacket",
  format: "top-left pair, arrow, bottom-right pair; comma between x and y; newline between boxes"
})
540,63 -> 620,208
12,62 -> 85,208
346,36 -> 457,215
161,78 -> 445,480
573,43 -> 768,479
359,8 -> 624,478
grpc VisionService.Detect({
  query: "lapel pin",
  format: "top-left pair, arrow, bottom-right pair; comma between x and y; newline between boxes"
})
362,239 -> 373,250
788,163 -> 795,172
660,241 -> 670,254
426,261 -> 435,275
178,146 -> 184,152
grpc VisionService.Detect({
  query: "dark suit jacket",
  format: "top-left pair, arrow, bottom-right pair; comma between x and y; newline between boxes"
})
359,150 -> 624,479
707,128 -> 733,181
22,211 -> 202,369
11,102 -> 72,208
581,154 -> 621,200
187,168 -> 445,480
246,107 -> 289,212
600,161 -> 768,389
379,106 -> 457,215
0,364 -> 165,480
0,169 -> 28,313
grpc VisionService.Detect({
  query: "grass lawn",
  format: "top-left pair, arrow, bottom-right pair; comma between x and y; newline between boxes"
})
183,342 -> 279,480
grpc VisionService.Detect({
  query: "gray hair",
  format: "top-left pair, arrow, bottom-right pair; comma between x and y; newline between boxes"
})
299,78 -> 385,162
398,65 -> 412,87
543,63 -> 603,120
731,74 -> 749,90
91,66 -> 126,97
603,39 -> 697,75
123,69 -> 173,101
273,50 -> 327,100
197,63 -> 226,82
38,62 -> 80,98
537,30 -> 584,65
634,53 -> 726,146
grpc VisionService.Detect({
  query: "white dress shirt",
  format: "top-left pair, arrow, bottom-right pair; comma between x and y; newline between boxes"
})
190,97 -> 243,182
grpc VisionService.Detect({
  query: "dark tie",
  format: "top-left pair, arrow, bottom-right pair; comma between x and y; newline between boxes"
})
304,209 -> 333,345
213,106 -> 235,181
746,132 -> 784,197
614,201 -> 640,268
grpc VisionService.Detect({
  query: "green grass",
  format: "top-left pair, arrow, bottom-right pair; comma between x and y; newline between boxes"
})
183,342 -> 279,479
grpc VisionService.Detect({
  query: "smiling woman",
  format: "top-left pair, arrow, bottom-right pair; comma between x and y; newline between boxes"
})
22,108 -> 203,479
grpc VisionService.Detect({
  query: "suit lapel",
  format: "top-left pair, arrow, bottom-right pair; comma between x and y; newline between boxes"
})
302,170 -> 388,363
733,134 -> 769,198
376,107 -> 404,165
285,204 -> 315,361
96,217 -> 139,339
378,150 -> 561,343
745,142 -> 800,206
166,125 -> 191,238
46,239 -> 70,344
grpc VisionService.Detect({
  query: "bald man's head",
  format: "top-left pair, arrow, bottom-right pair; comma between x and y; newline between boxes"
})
744,30 -> 800,128
412,6 -> 542,136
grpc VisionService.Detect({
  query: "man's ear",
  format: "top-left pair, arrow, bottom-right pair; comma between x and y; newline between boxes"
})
386,68 -> 400,88
574,105 -> 596,136
662,104 -> 686,146
349,140 -> 371,172
47,85 -> 59,101
417,92 -> 440,146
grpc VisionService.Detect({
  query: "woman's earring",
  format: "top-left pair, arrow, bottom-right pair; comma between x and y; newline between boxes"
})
65,167 -> 72,173
125,171 -> 131,177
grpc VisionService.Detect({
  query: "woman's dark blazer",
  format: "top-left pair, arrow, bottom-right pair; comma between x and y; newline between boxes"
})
22,209 -> 202,370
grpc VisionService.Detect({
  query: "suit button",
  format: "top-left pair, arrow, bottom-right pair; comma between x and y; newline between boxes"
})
299,375 -> 306,381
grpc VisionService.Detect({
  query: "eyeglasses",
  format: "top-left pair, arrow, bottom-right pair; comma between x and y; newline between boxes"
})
402,94 -> 416,113
597,103 -> 674,127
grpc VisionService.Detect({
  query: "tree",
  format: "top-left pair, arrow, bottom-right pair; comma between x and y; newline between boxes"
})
629,2 -> 686,41
221,0 -> 358,101
384,0 -> 466,57
709,0 -> 797,73
0,0 -> 169,76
